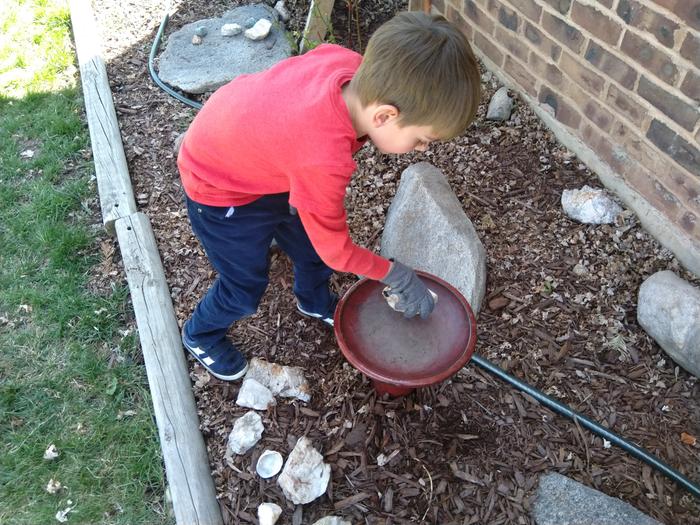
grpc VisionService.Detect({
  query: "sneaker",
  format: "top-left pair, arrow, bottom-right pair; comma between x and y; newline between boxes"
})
296,294 -> 338,327
181,323 -> 248,381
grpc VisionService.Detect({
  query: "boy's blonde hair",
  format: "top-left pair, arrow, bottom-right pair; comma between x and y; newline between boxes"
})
351,11 -> 481,139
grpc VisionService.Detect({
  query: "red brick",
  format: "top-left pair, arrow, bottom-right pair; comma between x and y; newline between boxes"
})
523,21 -> 562,61
541,0 -> 571,15
559,51 -> 605,95
485,0 -> 519,31
494,26 -> 528,62
503,55 -> 537,96
653,0 -> 700,32
571,2 -> 623,45
503,0 -> 542,22
542,11 -> 586,53
647,119 -> 700,177
464,0 -> 496,35
431,0 -> 446,12
583,99 -> 614,131
680,70 -> 700,102
620,164 -> 683,222
638,76 -> 699,131
446,5 -> 474,40
474,29 -> 504,66
584,41 -> 638,89
680,33 -> 700,69
620,30 -> 679,86
615,0 -> 679,48
528,51 -> 564,87
605,84 -> 645,126
539,86 -> 582,128
597,0 -> 613,8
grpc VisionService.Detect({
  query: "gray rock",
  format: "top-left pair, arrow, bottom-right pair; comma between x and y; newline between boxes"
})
227,411 -> 264,454
380,162 -> 487,314
533,473 -> 662,525
194,25 -> 208,37
158,4 -> 291,94
278,437 -> 330,504
274,1 -> 290,22
637,270 -> 700,378
561,185 -> 622,224
236,378 -> 276,410
245,16 -> 257,28
486,86 -> 513,121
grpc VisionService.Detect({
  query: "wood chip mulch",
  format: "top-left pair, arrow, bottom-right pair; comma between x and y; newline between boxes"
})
88,1 -> 699,523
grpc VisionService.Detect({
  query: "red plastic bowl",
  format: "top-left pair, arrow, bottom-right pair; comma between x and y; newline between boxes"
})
334,271 -> 477,396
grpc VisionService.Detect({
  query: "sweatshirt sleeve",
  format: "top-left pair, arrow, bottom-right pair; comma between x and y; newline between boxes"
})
297,208 -> 391,280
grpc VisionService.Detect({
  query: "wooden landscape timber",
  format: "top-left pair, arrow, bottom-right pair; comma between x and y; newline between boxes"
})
69,1 -> 223,523
301,0 -> 335,53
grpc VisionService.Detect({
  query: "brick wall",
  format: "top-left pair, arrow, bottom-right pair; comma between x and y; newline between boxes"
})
410,0 -> 700,274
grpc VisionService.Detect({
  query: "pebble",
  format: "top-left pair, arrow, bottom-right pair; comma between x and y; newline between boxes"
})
191,34 -> 203,45
245,17 -> 256,28
221,23 -> 242,36
194,25 -> 208,37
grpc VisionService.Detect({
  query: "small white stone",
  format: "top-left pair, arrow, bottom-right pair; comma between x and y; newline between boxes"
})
244,18 -> 272,41
246,357 -> 311,402
191,34 -> 203,45
221,23 -> 242,36
311,517 -> 352,525
258,502 -> 283,525
227,411 -> 264,455
43,444 -> 59,460
236,378 -> 276,410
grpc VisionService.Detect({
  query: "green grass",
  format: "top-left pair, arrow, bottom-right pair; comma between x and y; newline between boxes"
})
0,1 -> 168,523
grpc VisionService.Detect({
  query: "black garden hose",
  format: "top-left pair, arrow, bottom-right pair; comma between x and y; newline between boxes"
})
149,12 -> 203,110
148,8 -> 700,503
471,354 -> 700,499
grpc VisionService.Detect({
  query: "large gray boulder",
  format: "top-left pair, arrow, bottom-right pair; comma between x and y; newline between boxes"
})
380,162 -> 486,313
533,473 -> 662,525
637,270 -> 700,378
158,4 -> 291,94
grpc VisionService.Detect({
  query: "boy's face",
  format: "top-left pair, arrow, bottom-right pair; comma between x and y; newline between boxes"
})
366,104 -> 439,154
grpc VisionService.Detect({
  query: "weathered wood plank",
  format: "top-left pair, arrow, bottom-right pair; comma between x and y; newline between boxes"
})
300,0 -> 335,53
115,213 -> 223,525
69,0 -> 137,233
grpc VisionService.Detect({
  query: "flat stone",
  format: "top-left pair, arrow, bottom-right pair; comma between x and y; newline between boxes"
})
245,18 -> 272,41
381,162 -> 487,313
532,473 -> 662,525
158,4 -> 291,94
637,270 -> 700,378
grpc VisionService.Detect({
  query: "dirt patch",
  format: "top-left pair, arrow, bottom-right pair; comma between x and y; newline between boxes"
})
90,1 -> 699,523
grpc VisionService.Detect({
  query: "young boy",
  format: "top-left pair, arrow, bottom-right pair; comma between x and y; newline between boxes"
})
177,11 -> 481,381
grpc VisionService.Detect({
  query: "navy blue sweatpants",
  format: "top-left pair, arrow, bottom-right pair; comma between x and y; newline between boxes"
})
185,193 -> 333,348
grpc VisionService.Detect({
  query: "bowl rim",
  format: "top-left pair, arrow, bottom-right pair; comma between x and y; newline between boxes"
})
333,270 -> 477,388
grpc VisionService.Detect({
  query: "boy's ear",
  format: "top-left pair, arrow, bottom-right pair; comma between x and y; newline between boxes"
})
371,104 -> 400,128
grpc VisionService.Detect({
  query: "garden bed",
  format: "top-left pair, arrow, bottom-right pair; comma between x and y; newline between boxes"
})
90,1 -> 699,523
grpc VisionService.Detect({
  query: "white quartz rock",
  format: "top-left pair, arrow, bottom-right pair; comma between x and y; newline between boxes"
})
221,23 -> 242,36
244,18 -> 272,41
278,437 -> 330,504
561,185 -> 622,224
312,518 -> 352,525
236,378 -> 276,410
246,357 -> 311,402
227,411 -> 264,455
257,502 -> 282,525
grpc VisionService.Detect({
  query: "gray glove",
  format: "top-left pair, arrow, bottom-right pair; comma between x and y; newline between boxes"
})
380,261 -> 435,319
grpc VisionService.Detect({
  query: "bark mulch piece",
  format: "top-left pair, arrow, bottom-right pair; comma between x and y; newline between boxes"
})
89,1 -> 699,523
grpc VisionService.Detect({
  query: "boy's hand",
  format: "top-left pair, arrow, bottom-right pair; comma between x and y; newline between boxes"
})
380,261 -> 435,319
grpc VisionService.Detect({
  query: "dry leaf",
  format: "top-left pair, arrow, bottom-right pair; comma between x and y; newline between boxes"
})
680,432 -> 697,446
44,444 -> 59,460
46,479 -> 62,494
